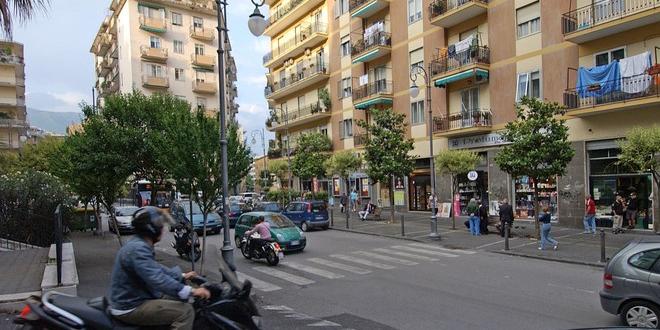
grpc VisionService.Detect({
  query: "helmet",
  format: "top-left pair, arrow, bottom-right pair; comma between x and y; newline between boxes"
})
131,206 -> 174,240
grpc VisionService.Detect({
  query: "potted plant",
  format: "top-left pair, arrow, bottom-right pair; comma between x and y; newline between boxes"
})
318,88 -> 331,110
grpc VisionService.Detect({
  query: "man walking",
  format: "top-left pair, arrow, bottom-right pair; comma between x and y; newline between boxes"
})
583,194 -> 597,234
350,189 -> 358,212
626,192 -> 639,229
466,198 -> 480,236
498,199 -> 514,238
478,200 -> 489,235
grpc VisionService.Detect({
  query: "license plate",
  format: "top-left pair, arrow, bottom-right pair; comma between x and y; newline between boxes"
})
278,252 -> 284,259
315,216 -> 324,220
291,240 -> 299,246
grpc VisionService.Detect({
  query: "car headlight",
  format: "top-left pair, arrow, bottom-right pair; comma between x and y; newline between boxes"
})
276,233 -> 284,241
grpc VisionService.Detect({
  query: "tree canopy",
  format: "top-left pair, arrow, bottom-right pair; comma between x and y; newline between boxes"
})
291,132 -> 331,182
227,123 -> 252,192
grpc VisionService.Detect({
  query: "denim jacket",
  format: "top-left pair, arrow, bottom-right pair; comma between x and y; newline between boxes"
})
109,237 -> 185,311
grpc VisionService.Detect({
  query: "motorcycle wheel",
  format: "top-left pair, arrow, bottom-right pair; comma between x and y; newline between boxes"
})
188,247 -> 201,262
266,249 -> 279,266
241,242 -> 252,259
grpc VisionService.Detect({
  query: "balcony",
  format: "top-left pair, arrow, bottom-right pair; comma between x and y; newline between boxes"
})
97,33 -> 113,55
350,0 -> 390,18
263,22 -> 327,68
353,79 -> 393,109
433,109 -> 492,137
109,43 -> 118,59
192,80 -> 217,94
99,58 -> 111,76
0,118 -> 26,127
561,0 -> 660,44
139,15 -> 167,33
190,26 -> 214,41
264,0 -> 325,37
142,75 -> 169,89
353,133 -> 368,147
428,0 -> 489,28
191,54 -> 215,69
0,52 -> 22,66
0,98 -> 25,107
351,31 -> 391,64
267,64 -> 329,101
431,46 -> 490,87
563,71 -> 660,117
141,46 -> 168,63
0,75 -> 22,87
267,102 -> 331,132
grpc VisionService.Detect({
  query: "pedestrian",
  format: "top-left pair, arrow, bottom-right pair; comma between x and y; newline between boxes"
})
611,194 -> 625,234
466,198 -> 480,236
583,194 -> 597,234
350,189 -> 358,212
339,193 -> 348,213
538,206 -> 558,250
358,199 -> 376,221
626,192 -> 638,229
498,199 -> 514,238
478,199 -> 489,235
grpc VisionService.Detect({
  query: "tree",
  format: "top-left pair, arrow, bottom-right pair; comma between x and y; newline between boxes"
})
617,126 -> 660,233
325,150 -> 362,197
495,97 -> 575,237
227,123 -> 252,194
268,159 -> 290,188
358,109 -> 416,222
256,169 -> 274,192
435,150 -> 481,229
0,150 -> 18,174
0,0 -> 49,37
19,135 -> 62,172
291,132 -> 332,197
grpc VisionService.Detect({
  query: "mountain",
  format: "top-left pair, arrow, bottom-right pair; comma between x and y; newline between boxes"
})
27,108 -> 82,134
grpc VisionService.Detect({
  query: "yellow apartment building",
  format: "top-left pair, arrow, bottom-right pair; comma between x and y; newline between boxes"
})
0,41 -> 27,151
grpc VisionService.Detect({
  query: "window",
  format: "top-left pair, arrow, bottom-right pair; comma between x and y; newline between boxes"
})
174,68 -> 184,81
145,64 -> 164,77
193,17 -> 203,28
195,44 -> 204,56
195,70 -> 208,83
410,100 -> 424,125
629,250 -> 660,271
340,78 -> 352,99
196,97 -> 207,110
138,5 -> 164,19
409,48 -> 423,71
319,126 -> 328,137
408,0 -> 422,24
530,71 -> 541,99
173,40 -> 184,54
340,35 -> 350,57
340,119 -> 353,139
171,12 -> 182,26
516,70 -> 541,101
149,36 -> 161,48
461,87 -> 479,112
595,48 -> 625,66
460,28 -> 478,41
516,1 -> 540,38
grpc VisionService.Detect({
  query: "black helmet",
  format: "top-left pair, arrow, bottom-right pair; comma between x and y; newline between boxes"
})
131,206 -> 174,240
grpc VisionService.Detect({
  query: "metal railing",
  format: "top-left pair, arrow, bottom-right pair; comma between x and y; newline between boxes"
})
274,102 -> 325,126
429,0 -> 489,19
262,22 -> 327,64
268,0 -> 305,26
430,45 -> 490,76
350,0 -> 384,12
353,79 -> 392,101
0,237 -> 40,251
0,118 -> 27,127
562,0 -> 658,34
563,71 -> 659,109
351,31 -> 391,57
433,109 -> 492,132
354,133 -> 368,146
270,63 -> 328,94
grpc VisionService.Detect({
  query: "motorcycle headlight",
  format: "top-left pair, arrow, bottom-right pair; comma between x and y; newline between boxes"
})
251,315 -> 263,328
276,233 -> 284,241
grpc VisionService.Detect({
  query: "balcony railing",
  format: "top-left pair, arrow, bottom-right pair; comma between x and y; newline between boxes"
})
562,0 -> 658,35
275,102 -> 325,125
262,22 -> 327,65
268,0 -> 305,26
190,26 -> 214,41
433,109 -> 492,132
270,63 -> 328,94
0,118 -> 26,127
353,134 -> 368,147
429,0 -> 489,19
140,46 -> 168,62
192,80 -> 217,94
142,75 -> 169,88
0,53 -> 22,65
351,31 -> 391,57
191,53 -> 215,68
430,46 -> 490,76
563,71 -> 659,110
139,14 -> 167,32
353,79 -> 392,101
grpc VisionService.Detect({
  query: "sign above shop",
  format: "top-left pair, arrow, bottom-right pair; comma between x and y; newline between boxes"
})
448,133 -> 509,150
467,171 -> 478,181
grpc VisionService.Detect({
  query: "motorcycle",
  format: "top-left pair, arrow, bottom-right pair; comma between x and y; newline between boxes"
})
171,221 -> 201,262
241,234 -> 283,266
14,257 -> 262,330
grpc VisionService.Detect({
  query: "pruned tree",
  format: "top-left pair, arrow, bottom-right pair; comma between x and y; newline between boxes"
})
435,149 -> 481,229
291,132 -> 332,197
268,159 -> 290,189
325,150 -> 362,197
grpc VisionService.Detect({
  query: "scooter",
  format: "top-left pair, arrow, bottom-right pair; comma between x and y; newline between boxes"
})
171,221 -> 201,262
14,258 -> 262,330
241,234 -> 283,266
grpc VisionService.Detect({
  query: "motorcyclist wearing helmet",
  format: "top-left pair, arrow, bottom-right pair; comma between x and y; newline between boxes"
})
109,206 -> 211,330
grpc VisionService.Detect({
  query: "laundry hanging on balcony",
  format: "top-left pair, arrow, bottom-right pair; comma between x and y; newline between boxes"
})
363,21 -> 384,39
454,34 -> 474,53
576,61 -> 620,98
619,51 -> 652,94
359,74 -> 368,86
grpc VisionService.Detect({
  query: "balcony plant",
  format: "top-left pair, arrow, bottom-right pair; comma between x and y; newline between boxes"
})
318,88 -> 331,111
430,0 -> 446,15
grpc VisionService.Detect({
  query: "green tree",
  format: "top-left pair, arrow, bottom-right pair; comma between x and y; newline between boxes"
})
227,123 -> 252,194
617,126 -> 660,232
495,97 -> 575,237
435,150 -> 481,229
325,150 -> 362,196
358,109 -> 416,221
291,132 -> 332,197
0,0 -> 49,37
20,135 -> 62,172
256,169 -> 274,192
269,159 -> 289,188
0,150 -> 18,174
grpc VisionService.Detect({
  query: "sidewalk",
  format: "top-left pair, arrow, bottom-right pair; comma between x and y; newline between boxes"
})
327,207 -> 657,267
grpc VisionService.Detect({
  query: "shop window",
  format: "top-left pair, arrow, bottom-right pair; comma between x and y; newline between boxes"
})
455,171 -> 489,216
514,176 -> 557,220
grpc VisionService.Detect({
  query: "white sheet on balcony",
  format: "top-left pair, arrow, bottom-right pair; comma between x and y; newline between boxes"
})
454,34 -> 474,53
619,51 -> 652,94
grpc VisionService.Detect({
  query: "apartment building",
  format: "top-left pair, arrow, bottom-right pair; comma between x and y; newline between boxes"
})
0,41 -> 27,151
263,0 -> 659,230
91,0 -> 239,120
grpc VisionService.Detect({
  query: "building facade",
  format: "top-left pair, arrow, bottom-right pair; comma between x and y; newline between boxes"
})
0,41 -> 27,151
90,0 -> 239,120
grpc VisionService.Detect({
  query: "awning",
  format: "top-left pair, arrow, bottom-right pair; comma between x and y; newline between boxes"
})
355,97 -> 393,110
434,68 -> 489,87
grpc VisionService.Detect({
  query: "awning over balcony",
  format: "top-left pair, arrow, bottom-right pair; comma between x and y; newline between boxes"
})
354,97 -> 392,110
434,68 -> 488,87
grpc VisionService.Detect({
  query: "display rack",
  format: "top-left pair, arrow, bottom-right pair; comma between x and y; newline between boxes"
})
514,176 -> 558,219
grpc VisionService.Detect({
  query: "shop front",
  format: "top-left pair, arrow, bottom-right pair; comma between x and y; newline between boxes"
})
513,176 -> 558,221
409,159 -> 431,211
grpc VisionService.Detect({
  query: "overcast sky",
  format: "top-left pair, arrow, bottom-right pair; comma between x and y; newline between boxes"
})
13,0 -> 273,154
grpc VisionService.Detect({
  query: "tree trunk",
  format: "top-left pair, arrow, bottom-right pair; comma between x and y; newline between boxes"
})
200,211 -> 208,276
103,201 -> 123,247
451,175 -> 456,230
533,178 -> 540,239
389,175 -> 395,223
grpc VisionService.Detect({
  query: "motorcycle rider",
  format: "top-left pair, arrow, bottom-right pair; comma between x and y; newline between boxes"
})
245,215 -> 271,252
109,206 -> 211,330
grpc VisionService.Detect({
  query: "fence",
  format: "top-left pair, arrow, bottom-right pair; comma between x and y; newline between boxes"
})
433,109 -> 493,132
562,0 -> 658,34
430,46 -> 490,76
428,0 -> 489,19
563,71 -> 659,109
351,31 -> 391,56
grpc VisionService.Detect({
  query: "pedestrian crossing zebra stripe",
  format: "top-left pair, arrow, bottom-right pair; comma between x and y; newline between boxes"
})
280,261 -> 345,279
407,242 -> 476,255
329,254 -> 396,270
307,258 -> 372,275
236,272 -> 282,292
391,245 -> 459,258
353,251 -> 418,266
253,267 -> 315,286
372,248 -> 440,261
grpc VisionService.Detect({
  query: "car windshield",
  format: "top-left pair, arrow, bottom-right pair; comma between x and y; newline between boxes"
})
266,214 -> 294,228
311,203 -> 326,212
116,206 -> 139,216
182,203 -> 203,215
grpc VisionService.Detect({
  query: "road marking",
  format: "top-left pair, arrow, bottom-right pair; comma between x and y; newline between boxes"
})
509,232 -> 584,249
353,251 -> 418,265
236,272 -> 282,292
253,267 -> 315,286
263,305 -> 293,311
308,258 -> 372,275
373,248 -> 440,261
407,243 -> 476,255
392,245 -> 459,258
474,238 -> 518,250
330,254 -> 396,269
280,261 -> 345,279
308,320 -> 342,327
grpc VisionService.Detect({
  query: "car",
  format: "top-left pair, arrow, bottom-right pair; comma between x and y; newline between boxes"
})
252,202 -> 282,213
227,203 -> 249,228
107,206 -> 139,234
234,212 -> 306,252
228,195 -> 242,204
240,192 -> 259,203
281,201 -> 329,232
600,237 -> 660,328
170,201 -> 222,234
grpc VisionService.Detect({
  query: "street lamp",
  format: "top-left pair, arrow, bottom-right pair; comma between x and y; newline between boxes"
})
251,129 -> 268,192
247,0 -> 267,37
410,65 -> 440,240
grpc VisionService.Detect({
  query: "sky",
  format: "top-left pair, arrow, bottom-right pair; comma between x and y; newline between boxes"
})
13,0 -> 273,155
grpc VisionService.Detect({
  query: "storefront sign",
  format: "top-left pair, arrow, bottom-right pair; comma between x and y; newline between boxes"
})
361,178 -> 370,197
467,171 -> 478,181
394,191 -> 405,206
448,133 -> 509,150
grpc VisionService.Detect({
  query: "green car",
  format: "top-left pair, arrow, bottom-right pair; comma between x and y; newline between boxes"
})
234,212 -> 306,252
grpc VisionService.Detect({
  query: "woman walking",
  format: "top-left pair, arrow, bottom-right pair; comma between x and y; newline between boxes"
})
539,206 -> 558,250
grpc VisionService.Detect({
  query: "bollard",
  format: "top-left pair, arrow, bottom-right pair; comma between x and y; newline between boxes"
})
600,229 -> 606,263
330,209 -> 334,227
401,214 -> 405,236
504,222 -> 510,251
345,207 -> 349,229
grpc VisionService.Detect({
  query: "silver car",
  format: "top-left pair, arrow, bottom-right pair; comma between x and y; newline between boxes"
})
600,237 -> 660,328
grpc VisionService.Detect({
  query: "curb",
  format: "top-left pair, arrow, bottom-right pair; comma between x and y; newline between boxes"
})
491,250 -> 605,268
330,227 -> 426,243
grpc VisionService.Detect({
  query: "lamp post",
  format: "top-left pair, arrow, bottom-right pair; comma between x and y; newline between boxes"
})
251,129 -> 268,192
410,65 -> 440,240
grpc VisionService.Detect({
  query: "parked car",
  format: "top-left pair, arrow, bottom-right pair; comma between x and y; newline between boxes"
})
281,201 -> 329,232
228,195 -> 242,204
253,202 -> 282,213
227,203 -> 248,228
600,237 -> 660,328
240,192 -> 259,203
170,201 -> 222,234
107,206 -> 139,234
234,212 -> 306,252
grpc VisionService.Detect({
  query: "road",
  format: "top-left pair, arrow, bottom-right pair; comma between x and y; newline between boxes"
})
153,228 -> 620,330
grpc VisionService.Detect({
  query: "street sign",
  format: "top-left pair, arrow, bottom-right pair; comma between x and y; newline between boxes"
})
467,171 -> 478,181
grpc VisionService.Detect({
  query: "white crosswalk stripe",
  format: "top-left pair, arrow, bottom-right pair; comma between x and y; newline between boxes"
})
280,261 -> 345,279
373,248 -> 440,261
253,267 -> 315,286
330,254 -> 396,269
236,272 -> 282,292
353,251 -> 418,265
308,258 -> 372,275
407,242 -> 476,255
391,245 -> 459,258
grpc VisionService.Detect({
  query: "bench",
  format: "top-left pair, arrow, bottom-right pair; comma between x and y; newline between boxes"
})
364,208 -> 382,221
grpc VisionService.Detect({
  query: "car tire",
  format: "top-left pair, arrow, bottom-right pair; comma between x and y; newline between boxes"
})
620,300 -> 660,329
322,224 -> 329,230
301,222 -> 309,232
235,236 -> 242,248
213,227 -> 221,235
